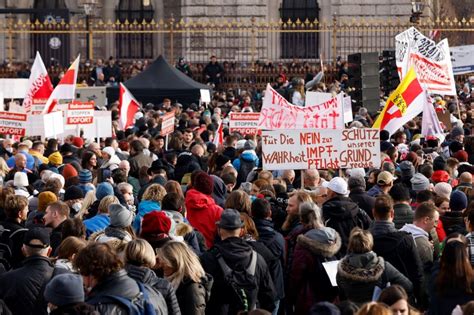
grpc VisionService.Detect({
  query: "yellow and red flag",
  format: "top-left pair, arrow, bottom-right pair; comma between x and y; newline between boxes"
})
373,67 -> 425,136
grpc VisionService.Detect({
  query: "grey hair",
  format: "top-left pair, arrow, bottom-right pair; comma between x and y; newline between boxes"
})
348,175 -> 366,190
299,201 -> 323,228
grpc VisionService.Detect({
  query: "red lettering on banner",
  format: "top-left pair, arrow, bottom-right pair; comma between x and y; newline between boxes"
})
67,116 -> 93,124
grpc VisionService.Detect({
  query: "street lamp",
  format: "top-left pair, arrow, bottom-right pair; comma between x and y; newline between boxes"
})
79,0 -> 98,60
410,1 -> 425,24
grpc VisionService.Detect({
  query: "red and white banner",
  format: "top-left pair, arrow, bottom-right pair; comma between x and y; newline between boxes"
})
160,111 -> 175,136
0,111 -> 27,136
42,55 -> 80,114
119,83 -> 140,130
23,52 -> 53,114
66,101 -> 94,125
262,128 -> 380,170
229,112 -> 261,135
258,84 -> 344,130
395,27 -> 456,95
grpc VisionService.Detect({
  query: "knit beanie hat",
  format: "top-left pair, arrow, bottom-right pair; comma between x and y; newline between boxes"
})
78,169 -> 93,184
96,182 -> 114,201
433,156 -> 447,171
109,203 -> 134,228
434,182 -> 452,199
410,173 -> 430,191
451,126 -> 464,138
63,186 -> 85,202
38,191 -> 58,212
193,172 -> 214,195
44,273 -> 84,307
48,151 -> 63,166
71,137 -> 84,148
14,172 -> 28,187
450,190 -> 468,212
62,164 -> 78,180
399,160 -> 415,178
453,150 -> 468,163
141,211 -> 172,236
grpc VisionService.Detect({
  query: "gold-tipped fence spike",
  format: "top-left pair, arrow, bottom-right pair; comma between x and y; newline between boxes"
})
295,18 -> 301,25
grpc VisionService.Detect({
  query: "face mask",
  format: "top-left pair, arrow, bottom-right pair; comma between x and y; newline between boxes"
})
71,202 -> 82,213
5,147 -> 12,153
454,170 -> 459,178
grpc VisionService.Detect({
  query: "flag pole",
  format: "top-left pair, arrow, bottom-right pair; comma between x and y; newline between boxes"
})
165,134 -> 169,151
453,94 -> 462,121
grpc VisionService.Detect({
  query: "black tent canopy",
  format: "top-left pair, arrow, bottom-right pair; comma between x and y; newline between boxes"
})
106,55 -> 211,106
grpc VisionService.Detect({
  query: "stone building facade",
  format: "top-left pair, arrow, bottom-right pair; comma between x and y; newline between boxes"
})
0,0 -> 438,64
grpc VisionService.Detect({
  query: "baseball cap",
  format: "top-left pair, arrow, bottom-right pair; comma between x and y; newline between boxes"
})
377,171 -> 394,185
216,208 -> 244,230
322,177 -> 348,195
23,227 -> 50,249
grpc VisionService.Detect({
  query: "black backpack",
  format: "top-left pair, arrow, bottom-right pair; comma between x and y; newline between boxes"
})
0,226 -> 28,271
216,250 -> 259,313
236,158 -> 256,186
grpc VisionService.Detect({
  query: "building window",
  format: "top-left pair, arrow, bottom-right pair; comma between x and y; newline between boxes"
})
31,0 -> 69,66
280,0 -> 319,59
116,0 -> 154,59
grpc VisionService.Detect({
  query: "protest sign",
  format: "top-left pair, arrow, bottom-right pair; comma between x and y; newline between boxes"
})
229,112 -> 261,135
0,111 -> 27,136
82,111 -> 112,140
31,99 -> 47,115
160,111 -> 175,136
395,27 -> 456,95
261,128 -> 380,170
343,96 -> 353,123
258,85 -> 344,130
66,101 -> 94,125
0,79 -> 29,99
200,89 -> 211,103
451,45 -> 474,75
27,111 -> 63,138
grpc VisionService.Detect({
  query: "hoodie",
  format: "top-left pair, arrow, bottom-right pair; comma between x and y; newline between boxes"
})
400,223 -> 433,266
211,175 -> 227,208
322,195 -> 372,256
232,150 -> 259,171
185,188 -> 223,248
100,154 -> 121,171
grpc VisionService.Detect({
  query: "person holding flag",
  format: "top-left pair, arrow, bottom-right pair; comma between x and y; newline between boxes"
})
119,83 -> 140,130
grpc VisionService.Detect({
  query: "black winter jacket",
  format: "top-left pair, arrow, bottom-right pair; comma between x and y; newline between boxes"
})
86,270 -> 168,315
393,203 -> 415,229
126,264 -> 181,315
371,221 -> 424,303
175,275 -> 213,315
0,255 -> 54,315
200,237 -> 276,315
349,188 -> 376,219
322,195 -> 372,256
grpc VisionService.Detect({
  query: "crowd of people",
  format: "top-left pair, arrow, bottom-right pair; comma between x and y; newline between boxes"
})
0,54 -> 473,315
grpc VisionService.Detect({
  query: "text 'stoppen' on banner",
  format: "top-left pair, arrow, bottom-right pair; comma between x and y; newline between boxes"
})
258,85 -> 344,130
229,112 -> 261,135
66,101 -> 95,125
261,128 -> 381,170
0,111 -> 27,136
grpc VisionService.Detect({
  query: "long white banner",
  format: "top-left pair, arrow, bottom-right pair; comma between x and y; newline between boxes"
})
395,27 -> 456,95
261,128 -> 380,170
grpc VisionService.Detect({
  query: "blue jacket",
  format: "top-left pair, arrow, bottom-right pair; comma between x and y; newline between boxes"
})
83,214 -> 110,238
232,150 -> 259,171
7,151 -> 37,170
133,200 -> 161,233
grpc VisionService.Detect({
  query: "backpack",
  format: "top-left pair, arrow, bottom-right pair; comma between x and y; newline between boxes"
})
216,249 -> 259,313
0,226 -> 28,271
236,158 -> 256,186
88,281 -> 165,315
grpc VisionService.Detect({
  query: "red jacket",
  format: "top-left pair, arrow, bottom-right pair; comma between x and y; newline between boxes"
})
185,188 -> 223,248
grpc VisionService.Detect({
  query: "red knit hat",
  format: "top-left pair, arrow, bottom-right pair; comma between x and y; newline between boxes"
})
193,171 -> 214,195
454,150 -> 468,163
141,211 -> 171,235
71,137 -> 84,148
62,164 -> 78,180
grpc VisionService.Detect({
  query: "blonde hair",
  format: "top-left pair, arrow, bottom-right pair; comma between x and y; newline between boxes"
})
348,227 -> 373,254
157,241 -> 205,289
0,158 -> 9,178
125,239 -> 156,268
143,184 -> 167,203
76,189 -> 96,219
98,195 -> 120,214
356,302 -> 391,315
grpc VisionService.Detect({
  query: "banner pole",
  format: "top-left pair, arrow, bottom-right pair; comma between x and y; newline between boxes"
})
165,134 -> 169,151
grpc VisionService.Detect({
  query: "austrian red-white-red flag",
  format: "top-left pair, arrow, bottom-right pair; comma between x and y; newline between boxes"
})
23,51 -> 53,113
119,83 -> 140,130
213,120 -> 224,147
42,55 -> 80,114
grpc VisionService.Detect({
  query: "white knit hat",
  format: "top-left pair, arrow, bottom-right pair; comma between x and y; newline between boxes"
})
14,172 -> 28,187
